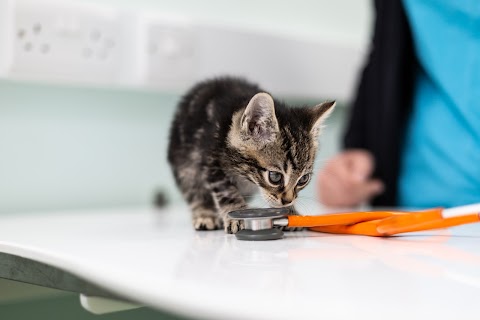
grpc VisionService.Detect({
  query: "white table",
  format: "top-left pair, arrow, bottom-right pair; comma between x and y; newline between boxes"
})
1,204 -> 480,319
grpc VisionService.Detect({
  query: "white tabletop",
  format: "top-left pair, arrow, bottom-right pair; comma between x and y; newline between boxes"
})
1,204 -> 480,320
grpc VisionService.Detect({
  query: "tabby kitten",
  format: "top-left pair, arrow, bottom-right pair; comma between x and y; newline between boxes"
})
168,77 -> 335,233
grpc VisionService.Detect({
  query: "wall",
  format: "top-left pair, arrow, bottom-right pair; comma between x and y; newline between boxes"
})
83,0 -> 372,48
0,0 -> 371,318
0,0 -> 371,214
0,81 -> 181,213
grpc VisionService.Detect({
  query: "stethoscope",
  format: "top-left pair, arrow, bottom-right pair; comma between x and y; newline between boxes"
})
228,207 -> 480,241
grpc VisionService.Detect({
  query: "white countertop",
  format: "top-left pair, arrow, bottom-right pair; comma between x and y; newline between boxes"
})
1,204 -> 480,320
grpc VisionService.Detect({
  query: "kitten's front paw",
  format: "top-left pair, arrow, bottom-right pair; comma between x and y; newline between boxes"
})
193,216 -> 223,231
224,218 -> 244,234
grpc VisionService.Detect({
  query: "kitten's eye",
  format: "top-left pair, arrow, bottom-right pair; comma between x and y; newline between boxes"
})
297,174 -> 311,187
268,171 -> 282,185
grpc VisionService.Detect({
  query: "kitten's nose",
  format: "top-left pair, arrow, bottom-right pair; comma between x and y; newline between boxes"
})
281,191 -> 295,205
281,197 -> 293,205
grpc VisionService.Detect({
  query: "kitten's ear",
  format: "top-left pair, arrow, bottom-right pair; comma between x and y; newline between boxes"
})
241,92 -> 279,144
310,100 -> 336,136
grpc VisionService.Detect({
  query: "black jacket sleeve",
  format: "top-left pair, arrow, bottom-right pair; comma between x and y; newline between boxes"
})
343,0 -> 417,206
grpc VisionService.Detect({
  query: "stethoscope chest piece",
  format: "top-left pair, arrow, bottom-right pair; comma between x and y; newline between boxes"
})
235,228 -> 284,241
228,208 -> 291,241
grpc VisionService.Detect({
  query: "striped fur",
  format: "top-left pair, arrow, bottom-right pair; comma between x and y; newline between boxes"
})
168,77 -> 335,233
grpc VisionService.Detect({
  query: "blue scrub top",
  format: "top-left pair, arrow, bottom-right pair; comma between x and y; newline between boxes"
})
398,0 -> 480,208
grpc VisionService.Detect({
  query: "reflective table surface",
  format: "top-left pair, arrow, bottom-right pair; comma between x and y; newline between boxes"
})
1,204 -> 480,319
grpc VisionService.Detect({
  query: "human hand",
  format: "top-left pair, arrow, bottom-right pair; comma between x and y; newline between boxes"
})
317,149 -> 384,207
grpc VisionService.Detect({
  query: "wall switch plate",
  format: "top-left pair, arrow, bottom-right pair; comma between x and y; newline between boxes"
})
0,0 -> 130,85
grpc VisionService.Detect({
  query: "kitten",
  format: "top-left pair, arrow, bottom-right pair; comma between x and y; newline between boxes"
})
168,77 -> 335,233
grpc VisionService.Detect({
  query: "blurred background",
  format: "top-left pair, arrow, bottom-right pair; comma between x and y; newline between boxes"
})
0,0 -> 371,318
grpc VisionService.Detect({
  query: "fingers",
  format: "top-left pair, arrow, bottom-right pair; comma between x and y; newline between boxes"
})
344,150 -> 375,181
354,178 -> 385,203
317,149 -> 384,207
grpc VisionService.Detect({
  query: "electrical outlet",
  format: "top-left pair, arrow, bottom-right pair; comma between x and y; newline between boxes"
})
0,0 -> 129,84
140,15 -> 196,91
0,0 -> 363,99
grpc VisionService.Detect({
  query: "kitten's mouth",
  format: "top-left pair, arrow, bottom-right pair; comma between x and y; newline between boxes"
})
267,200 -> 295,208
261,192 -> 295,208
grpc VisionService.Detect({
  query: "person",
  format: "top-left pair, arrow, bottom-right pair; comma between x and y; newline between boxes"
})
317,0 -> 480,208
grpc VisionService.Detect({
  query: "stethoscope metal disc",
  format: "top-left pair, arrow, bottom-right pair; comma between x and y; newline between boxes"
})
235,228 -> 284,241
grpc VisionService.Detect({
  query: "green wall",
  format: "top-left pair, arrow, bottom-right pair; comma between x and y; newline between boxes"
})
0,81 -> 182,214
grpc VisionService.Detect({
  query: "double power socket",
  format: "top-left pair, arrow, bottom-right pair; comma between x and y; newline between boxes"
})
0,0 -> 195,90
